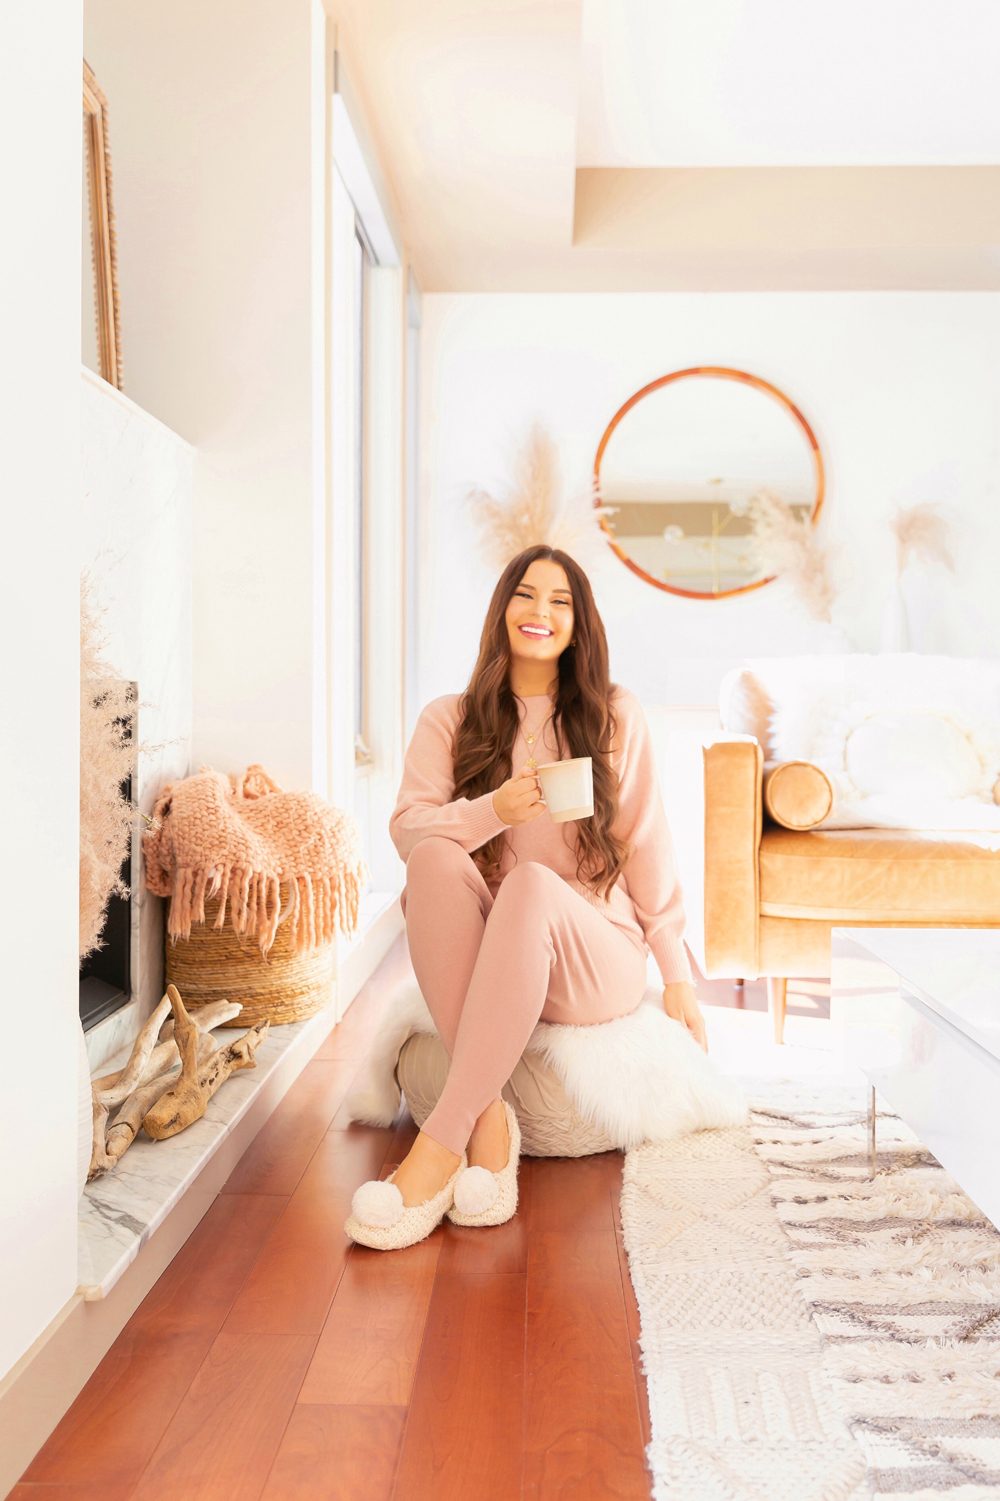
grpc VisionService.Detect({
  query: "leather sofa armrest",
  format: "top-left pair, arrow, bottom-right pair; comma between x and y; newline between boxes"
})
699,737 -> 763,978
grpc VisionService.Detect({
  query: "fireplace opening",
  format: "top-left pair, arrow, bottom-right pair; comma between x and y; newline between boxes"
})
79,854 -> 131,1029
80,683 -> 135,1031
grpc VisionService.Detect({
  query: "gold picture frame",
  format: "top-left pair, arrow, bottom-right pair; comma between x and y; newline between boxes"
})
83,61 -> 123,389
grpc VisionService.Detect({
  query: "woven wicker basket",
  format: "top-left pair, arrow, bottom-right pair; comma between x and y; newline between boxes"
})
165,892 -> 333,1027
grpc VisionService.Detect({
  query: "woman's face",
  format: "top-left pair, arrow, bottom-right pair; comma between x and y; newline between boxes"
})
504,559 -> 575,669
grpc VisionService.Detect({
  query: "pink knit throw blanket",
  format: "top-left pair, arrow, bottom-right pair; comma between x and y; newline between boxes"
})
144,765 -> 366,954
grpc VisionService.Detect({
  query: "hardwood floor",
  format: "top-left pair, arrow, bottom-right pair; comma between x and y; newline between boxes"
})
19,938 -> 652,1501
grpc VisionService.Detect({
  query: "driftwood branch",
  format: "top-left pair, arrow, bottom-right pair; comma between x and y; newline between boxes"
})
92,993 -> 173,1107
92,1068 -> 179,1180
89,1035 -> 217,1181
89,1098 -> 113,1179
143,986 -> 268,1141
159,997 -> 240,1043
86,989 -> 244,1181
91,999 -> 242,1097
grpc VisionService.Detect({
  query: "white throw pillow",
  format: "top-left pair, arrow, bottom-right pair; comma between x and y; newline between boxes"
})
845,711 -> 983,799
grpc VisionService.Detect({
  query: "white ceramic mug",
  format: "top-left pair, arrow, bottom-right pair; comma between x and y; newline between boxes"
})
535,757 -> 594,824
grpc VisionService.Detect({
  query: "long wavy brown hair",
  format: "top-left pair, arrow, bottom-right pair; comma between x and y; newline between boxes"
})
453,545 -> 631,897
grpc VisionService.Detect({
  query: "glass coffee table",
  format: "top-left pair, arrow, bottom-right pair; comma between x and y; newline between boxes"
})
831,927 -> 1000,1227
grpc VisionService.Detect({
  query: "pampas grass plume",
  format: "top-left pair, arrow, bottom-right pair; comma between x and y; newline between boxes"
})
80,577 -> 137,962
890,502 -> 955,577
747,489 -> 835,623
469,424 -> 606,571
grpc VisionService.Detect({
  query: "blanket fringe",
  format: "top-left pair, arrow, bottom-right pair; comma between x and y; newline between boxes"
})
168,861 -> 366,955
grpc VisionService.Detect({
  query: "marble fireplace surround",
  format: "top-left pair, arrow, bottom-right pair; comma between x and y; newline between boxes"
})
82,366 -> 194,1073
77,375 -> 406,1301
79,889 -> 401,1301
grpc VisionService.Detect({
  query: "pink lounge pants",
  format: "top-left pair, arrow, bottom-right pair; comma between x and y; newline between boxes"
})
403,836 -> 648,1155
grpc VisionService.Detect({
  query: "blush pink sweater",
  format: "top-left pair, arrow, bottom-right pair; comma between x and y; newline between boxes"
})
390,688 -> 692,986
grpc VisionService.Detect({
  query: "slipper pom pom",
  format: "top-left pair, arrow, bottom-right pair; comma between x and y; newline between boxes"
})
351,1179 -> 404,1228
454,1165 -> 499,1216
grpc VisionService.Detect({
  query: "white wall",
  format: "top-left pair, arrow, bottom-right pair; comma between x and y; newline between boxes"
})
0,1 -> 83,1379
418,292 -> 1000,709
84,0 -> 325,792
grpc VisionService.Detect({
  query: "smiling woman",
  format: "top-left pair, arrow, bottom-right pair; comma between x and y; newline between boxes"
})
451,549 -> 632,900
506,561 -> 574,659
344,543 -> 714,1252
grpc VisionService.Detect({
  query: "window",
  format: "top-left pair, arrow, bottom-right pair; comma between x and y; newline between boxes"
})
353,228 -> 374,770
349,250 -> 406,898
404,271 -> 422,741
329,85 -> 406,910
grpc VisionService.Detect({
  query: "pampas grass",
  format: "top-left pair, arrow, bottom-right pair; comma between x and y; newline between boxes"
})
744,489 -> 835,622
468,424 -> 606,571
80,577 -> 137,962
890,502 -> 955,576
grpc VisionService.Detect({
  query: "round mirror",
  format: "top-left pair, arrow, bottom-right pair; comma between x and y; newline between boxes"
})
593,367 -> 824,599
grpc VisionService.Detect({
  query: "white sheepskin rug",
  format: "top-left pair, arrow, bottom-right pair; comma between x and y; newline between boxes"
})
345,979 -> 747,1151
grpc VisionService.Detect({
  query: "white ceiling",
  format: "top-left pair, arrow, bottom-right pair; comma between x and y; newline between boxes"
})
579,0 -> 1000,168
334,0 -> 1000,291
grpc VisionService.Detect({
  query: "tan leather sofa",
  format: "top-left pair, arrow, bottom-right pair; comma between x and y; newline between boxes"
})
674,736 -> 1000,1043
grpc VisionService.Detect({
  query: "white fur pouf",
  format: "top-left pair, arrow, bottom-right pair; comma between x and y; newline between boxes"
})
346,982 -> 746,1157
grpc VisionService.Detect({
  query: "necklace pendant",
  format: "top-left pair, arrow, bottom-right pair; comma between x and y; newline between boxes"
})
526,733 -> 535,745
526,757 -> 537,771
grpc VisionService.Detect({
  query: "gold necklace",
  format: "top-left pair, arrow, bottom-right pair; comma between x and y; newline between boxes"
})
523,710 -> 554,771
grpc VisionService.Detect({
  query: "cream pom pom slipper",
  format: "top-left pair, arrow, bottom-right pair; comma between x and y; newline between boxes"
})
345,1156 -> 466,1251
448,1102 -> 521,1227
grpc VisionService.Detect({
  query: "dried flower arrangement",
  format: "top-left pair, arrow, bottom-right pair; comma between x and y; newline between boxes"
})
889,502 -> 955,577
468,424 -> 607,571
80,577 -> 138,962
735,489 -> 836,623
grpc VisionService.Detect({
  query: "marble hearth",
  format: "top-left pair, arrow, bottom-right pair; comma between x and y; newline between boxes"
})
79,1002 -> 336,1300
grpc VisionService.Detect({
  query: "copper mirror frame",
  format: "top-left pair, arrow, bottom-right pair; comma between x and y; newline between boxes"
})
593,366 -> 825,600
83,61 -> 123,389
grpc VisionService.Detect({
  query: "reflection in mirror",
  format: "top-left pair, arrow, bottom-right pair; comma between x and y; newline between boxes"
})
594,368 -> 823,599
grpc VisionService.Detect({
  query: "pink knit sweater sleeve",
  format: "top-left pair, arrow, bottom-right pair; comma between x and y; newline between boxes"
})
613,690 -> 693,986
390,696 -> 508,862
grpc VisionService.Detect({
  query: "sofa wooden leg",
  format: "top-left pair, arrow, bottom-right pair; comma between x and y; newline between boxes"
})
767,978 -> 787,1045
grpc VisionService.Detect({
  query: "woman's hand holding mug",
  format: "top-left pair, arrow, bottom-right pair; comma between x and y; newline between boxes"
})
493,764 -> 546,826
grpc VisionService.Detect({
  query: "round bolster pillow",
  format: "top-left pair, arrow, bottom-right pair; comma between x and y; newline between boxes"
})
763,759 -> 833,831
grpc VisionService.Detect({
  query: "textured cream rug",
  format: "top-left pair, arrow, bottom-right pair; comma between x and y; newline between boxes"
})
621,1084 -> 1000,1500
